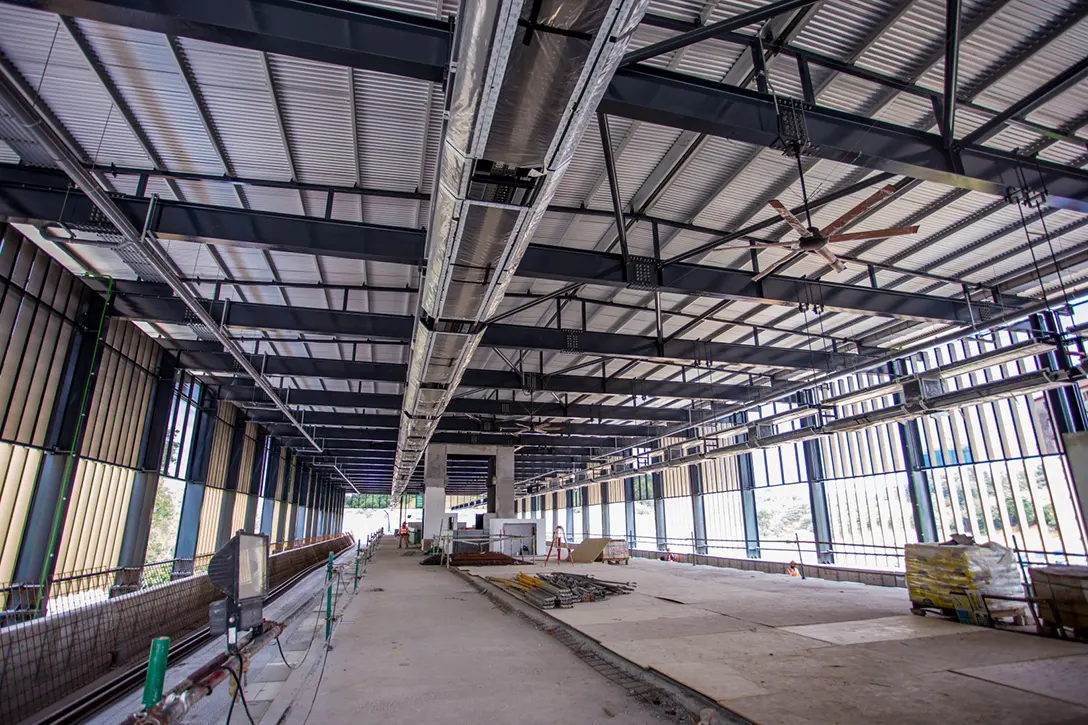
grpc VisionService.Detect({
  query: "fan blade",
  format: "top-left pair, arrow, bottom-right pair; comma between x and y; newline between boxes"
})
820,184 -> 898,237
768,200 -> 810,237
814,247 -> 846,274
826,226 -> 919,243
713,241 -> 785,252
753,250 -> 802,282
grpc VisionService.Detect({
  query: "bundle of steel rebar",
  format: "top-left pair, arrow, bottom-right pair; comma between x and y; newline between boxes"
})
537,573 -> 635,602
486,575 -> 557,609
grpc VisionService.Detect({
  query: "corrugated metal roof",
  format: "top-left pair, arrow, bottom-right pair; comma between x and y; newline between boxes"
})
1,0 -> 1086,483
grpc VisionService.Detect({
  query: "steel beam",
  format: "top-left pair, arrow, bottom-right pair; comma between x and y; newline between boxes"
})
175,349 -> 769,402
621,0 -> 818,67
519,245 -> 1010,324
227,387 -> 710,423
0,165 -> 1019,323
962,57 -> 1088,147
600,66 -> 1088,212
282,430 -> 638,448
0,0 -> 450,82
940,0 -> 961,146
263,418 -> 662,438
100,283 -> 870,370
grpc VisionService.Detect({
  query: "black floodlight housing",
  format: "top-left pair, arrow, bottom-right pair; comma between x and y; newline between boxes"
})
208,531 -> 268,637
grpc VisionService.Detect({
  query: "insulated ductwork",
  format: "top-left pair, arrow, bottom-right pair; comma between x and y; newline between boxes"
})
393,0 -> 649,495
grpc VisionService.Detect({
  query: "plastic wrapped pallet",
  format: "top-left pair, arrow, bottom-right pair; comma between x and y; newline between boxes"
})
1030,565 -> 1088,629
905,541 -> 1023,611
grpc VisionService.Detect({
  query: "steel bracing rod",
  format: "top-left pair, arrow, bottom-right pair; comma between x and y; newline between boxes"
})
486,282 -> 582,325
962,57 -> 1088,147
597,112 -> 631,272
940,0 -> 961,146
621,0 -> 818,67
0,62 -> 322,452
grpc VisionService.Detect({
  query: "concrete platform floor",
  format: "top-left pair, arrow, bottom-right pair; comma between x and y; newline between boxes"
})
464,557 -> 1088,725
267,541 -> 676,724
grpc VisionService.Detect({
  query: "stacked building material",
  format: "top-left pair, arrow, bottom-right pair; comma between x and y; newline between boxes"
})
905,542 -> 1023,621
486,572 -> 635,610
449,552 -> 527,567
1031,565 -> 1088,636
538,573 -> 635,602
487,574 -> 558,609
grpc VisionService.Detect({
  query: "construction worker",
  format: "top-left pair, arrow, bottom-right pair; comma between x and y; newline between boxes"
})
398,521 -> 410,549
786,561 -> 801,577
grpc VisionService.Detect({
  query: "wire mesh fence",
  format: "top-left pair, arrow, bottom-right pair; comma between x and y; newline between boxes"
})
0,533 -> 350,724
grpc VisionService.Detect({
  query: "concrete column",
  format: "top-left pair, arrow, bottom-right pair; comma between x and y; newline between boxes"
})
422,444 -> 447,544
488,447 -> 515,518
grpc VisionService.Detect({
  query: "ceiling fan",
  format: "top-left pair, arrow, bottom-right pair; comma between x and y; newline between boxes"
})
716,183 -> 920,282
498,420 -> 564,434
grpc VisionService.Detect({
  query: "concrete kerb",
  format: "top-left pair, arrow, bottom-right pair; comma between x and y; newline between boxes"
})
450,567 -> 756,725
259,545 -> 368,725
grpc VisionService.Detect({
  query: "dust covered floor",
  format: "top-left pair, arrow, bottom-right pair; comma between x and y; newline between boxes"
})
463,557 -> 1088,725
268,542 -> 676,724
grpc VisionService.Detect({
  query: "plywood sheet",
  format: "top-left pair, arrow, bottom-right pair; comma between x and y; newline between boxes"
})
569,537 -> 611,563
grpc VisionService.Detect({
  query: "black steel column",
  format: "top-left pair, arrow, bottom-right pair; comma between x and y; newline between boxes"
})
1035,311 -> 1088,434
624,477 -> 636,549
600,481 -> 611,537
803,438 -> 834,564
8,291 -> 108,614
737,453 -> 760,558
688,462 -> 708,555
115,353 -> 179,584
244,427 -> 267,531
216,409 -> 249,547
652,471 -> 667,551
173,387 -> 217,573
892,361 -> 939,542
260,440 -> 281,536
565,489 -> 575,537
581,485 -> 590,540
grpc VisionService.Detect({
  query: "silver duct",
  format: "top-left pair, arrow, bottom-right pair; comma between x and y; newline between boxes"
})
393,0 -> 649,496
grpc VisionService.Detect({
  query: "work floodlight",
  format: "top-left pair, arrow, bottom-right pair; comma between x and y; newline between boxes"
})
208,531 -> 268,638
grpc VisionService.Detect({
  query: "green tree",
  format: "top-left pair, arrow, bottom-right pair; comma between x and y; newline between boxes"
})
145,487 -> 178,563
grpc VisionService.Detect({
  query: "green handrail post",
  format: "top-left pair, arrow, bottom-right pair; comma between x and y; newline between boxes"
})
142,636 -> 170,709
353,540 -> 361,593
325,551 -> 334,641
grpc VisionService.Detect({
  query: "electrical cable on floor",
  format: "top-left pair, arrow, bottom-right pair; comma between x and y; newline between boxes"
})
221,657 -> 256,725
299,568 -> 352,725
